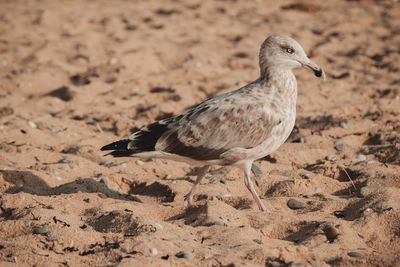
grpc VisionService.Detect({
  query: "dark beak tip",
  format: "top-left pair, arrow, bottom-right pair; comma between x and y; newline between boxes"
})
314,69 -> 322,77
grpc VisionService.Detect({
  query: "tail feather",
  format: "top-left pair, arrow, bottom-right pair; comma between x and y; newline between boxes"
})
100,121 -> 171,157
106,150 -> 136,157
100,139 -> 130,151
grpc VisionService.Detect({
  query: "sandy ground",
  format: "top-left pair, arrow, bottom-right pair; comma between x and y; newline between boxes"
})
1,0 -> 400,266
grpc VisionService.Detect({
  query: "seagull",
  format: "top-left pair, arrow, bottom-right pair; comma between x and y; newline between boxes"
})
101,35 -> 325,212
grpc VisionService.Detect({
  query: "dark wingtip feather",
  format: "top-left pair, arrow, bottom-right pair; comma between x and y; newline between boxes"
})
105,150 -> 135,157
101,139 -> 130,151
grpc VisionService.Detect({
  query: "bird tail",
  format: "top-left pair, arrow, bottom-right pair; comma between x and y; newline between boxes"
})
101,139 -> 131,151
100,120 -> 170,157
100,139 -> 135,157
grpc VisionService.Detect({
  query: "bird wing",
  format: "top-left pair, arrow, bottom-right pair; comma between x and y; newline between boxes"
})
154,90 -> 282,160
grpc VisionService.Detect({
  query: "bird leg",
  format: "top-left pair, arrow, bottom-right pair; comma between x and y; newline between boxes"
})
244,165 -> 268,212
184,165 -> 210,207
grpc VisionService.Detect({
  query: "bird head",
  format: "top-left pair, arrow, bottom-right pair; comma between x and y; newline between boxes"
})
259,35 -> 326,80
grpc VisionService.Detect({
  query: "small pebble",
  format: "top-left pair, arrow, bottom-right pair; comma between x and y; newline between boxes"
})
28,121 -> 37,128
251,164 -> 263,175
155,223 -> 163,229
35,122 -> 45,129
335,143 -> 344,151
150,226 -> 157,232
210,221 -> 225,226
287,199 -> 306,209
357,154 -> 366,161
325,154 -> 338,161
206,176 -> 219,182
110,57 -> 118,65
219,217 -> 229,224
149,248 -> 158,255
136,160 -> 144,166
324,225 -> 339,241
363,208 -> 373,215
348,251 -> 364,258
360,185 -> 383,197
121,162 -> 127,168
253,239 -> 262,244
83,198 -> 90,203
46,233 -> 61,241
175,250 -> 193,259
340,122 -> 347,128
33,226 -> 49,235
315,187 -> 323,194
110,210 -> 121,215
216,193 -> 231,200
24,220 -> 32,227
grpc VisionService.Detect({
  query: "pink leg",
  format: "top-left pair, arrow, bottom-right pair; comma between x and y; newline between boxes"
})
184,166 -> 210,207
243,164 -> 268,212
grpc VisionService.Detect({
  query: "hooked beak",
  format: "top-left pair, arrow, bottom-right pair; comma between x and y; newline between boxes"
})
301,59 -> 326,80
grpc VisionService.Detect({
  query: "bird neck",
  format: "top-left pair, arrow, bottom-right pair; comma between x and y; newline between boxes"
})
261,64 -> 296,85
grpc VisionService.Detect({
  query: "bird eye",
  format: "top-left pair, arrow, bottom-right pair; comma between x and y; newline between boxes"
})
286,47 -> 294,54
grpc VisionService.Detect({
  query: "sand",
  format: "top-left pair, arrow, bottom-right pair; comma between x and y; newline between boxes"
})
0,0 -> 399,266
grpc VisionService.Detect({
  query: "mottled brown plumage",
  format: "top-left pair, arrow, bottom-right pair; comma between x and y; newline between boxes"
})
101,35 -> 325,211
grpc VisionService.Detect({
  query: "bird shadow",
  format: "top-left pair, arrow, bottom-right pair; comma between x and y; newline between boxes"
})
128,180 -> 175,202
167,204 -> 209,226
0,169 -> 141,203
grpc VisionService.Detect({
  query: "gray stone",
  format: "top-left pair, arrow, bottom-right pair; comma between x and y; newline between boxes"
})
253,239 -> 262,244
216,194 -> 231,200
46,233 -> 61,241
176,250 -> 193,259
110,210 -> 121,215
315,187 -> 323,194
251,164 -> 263,175
149,248 -> 158,255
348,251 -> 364,258
357,154 -> 366,161
325,154 -> 338,161
33,226 -> 49,235
287,199 -> 306,209
209,221 -> 225,226
360,185 -> 383,197
335,143 -> 344,151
